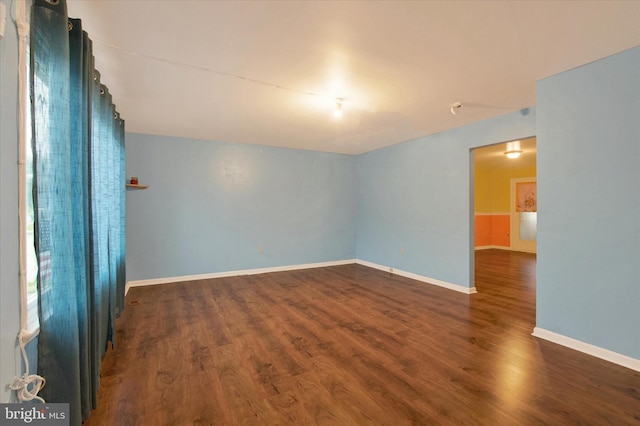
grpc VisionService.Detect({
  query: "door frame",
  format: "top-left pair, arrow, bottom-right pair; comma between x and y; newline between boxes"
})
469,136 -> 537,291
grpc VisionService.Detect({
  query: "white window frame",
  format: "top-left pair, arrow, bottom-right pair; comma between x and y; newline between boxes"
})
17,0 -> 39,344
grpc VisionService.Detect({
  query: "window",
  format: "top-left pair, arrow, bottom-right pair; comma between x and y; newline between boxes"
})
19,0 -> 39,340
25,131 -> 39,333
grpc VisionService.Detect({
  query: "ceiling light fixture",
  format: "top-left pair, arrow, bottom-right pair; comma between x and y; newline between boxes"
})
505,150 -> 523,159
334,99 -> 343,118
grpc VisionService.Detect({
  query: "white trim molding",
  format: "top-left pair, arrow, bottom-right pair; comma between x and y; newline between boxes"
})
510,247 -> 537,254
474,245 -> 511,251
126,258 -> 477,296
532,327 -> 640,372
125,259 -> 357,295
355,260 -> 477,294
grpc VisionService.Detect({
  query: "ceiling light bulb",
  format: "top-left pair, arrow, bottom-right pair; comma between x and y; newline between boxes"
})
505,150 -> 523,159
334,101 -> 343,118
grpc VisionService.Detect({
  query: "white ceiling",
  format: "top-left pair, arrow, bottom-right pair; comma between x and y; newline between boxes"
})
67,1 -> 639,155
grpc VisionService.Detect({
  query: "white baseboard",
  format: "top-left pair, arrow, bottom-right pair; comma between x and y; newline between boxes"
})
355,259 -> 477,294
474,245 -> 536,254
475,245 -> 511,251
511,248 -> 537,254
126,258 -> 476,296
125,259 -> 357,295
532,327 -> 640,372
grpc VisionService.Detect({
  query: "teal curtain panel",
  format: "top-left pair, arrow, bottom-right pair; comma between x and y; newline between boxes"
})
30,0 -> 125,424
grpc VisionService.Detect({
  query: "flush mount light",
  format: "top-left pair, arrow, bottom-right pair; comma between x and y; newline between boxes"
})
334,99 -> 343,118
505,150 -> 523,159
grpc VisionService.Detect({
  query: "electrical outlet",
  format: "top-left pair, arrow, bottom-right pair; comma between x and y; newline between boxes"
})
400,248 -> 406,255
258,246 -> 264,253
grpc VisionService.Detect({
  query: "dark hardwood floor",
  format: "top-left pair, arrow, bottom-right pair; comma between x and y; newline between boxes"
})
85,250 -> 640,425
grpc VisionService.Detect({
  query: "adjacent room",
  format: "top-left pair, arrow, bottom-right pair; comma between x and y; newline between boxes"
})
1,1 -> 638,425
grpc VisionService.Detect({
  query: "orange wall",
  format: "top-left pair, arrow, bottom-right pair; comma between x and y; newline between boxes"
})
475,214 -> 510,247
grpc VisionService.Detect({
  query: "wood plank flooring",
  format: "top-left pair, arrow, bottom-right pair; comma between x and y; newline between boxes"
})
85,250 -> 640,425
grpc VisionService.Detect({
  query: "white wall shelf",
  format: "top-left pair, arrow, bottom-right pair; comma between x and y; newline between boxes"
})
126,184 -> 148,190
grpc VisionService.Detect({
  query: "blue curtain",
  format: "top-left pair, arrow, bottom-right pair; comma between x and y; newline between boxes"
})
31,0 -> 125,424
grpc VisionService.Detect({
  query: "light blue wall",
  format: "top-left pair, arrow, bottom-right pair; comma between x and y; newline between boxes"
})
0,0 -> 22,401
125,133 -> 356,281
536,47 -> 640,359
356,109 -> 536,288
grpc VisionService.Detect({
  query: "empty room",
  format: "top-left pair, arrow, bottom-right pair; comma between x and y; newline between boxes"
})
0,1 -> 638,425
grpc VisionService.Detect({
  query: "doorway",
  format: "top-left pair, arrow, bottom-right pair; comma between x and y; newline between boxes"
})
471,137 -> 537,289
